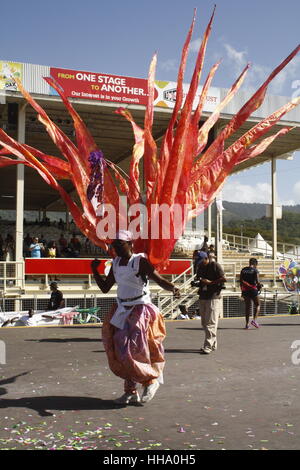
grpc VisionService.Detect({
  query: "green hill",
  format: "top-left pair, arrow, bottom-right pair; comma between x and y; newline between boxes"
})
223,202 -> 300,223
223,203 -> 300,245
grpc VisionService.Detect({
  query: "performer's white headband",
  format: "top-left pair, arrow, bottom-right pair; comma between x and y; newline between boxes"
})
115,230 -> 133,242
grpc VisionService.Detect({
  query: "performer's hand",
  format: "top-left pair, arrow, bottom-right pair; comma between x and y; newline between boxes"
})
91,259 -> 101,271
173,287 -> 181,298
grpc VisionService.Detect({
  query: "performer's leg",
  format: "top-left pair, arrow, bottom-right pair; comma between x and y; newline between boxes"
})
141,378 -> 156,387
253,295 -> 260,320
251,295 -> 260,328
140,310 -> 165,403
124,379 -> 138,394
244,296 -> 252,328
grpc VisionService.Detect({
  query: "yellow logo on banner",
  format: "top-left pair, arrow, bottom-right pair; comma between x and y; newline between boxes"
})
0,61 -> 22,91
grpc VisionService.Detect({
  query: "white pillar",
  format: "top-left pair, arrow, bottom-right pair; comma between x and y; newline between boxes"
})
207,204 -> 212,241
15,104 -> 26,263
15,103 -> 26,304
214,124 -> 224,264
271,157 -> 277,260
215,193 -> 223,264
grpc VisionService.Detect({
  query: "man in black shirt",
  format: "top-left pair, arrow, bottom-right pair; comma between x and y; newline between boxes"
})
195,252 -> 226,354
47,282 -> 65,311
240,258 -> 262,329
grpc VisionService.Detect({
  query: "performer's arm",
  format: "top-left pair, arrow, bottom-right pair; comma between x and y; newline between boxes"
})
139,257 -> 180,297
91,259 -> 116,293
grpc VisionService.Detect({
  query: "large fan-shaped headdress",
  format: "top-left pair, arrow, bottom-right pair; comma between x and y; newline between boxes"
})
0,8 -> 299,269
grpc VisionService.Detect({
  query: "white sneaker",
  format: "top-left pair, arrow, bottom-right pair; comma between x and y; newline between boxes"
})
114,391 -> 141,405
141,381 -> 160,403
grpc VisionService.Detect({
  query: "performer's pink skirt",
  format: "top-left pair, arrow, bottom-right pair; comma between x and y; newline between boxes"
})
102,304 -> 166,390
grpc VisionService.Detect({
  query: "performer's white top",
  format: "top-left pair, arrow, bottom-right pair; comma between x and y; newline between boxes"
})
110,253 -> 152,329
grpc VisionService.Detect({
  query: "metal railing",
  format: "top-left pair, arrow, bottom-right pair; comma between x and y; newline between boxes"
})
0,261 -> 25,294
1,289 -> 299,323
222,232 -> 300,261
155,288 -> 300,319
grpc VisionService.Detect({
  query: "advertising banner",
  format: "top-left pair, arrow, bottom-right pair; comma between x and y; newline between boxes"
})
0,60 -> 220,112
0,61 -> 23,91
50,67 -> 220,111
50,67 -> 150,105
154,80 -> 220,112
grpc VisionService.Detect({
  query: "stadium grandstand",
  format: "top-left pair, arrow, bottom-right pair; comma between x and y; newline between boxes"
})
0,58 -> 300,320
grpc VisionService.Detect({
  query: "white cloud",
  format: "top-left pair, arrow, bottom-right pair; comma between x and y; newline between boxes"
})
190,37 -> 202,53
222,43 -> 300,95
281,199 -> 297,206
223,179 -> 298,205
159,58 -> 178,72
293,181 -> 300,199
269,56 -> 300,95
222,180 -> 272,203
224,43 -> 247,69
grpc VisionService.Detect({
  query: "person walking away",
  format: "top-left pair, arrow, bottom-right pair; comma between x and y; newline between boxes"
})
193,251 -> 226,354
240,258 -> 262,329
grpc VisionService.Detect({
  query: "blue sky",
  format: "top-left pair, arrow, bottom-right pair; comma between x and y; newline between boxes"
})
2,0 -> 300,205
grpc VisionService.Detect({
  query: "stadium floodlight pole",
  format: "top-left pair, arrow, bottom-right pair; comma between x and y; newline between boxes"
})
271,156 -> 278,284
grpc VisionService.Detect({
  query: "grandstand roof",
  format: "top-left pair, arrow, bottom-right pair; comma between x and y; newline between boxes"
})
0,61 -> 299,212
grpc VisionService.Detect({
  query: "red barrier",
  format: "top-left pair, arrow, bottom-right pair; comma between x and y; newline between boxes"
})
25,258 -> 192,275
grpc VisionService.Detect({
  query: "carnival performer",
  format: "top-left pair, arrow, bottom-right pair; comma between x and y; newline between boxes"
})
91,230 -> 180,405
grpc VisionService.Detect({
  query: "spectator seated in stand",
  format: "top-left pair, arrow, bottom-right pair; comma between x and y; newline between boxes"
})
70,233 -> 81,257
176,304 -> 190,320
47,240 -> 58,258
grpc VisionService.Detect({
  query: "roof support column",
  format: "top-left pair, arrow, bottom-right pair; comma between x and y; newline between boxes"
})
271,157 -> 278,261
207,203 -> 212,241
214,124 -> 223,265
215,193 -> 223,265
15,103 -> 26,292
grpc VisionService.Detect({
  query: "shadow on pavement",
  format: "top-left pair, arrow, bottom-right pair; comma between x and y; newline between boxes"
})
165,348 -> 200,354
0,372 -> 30,387
25,338 -> 102,343
0,395 -> 125,416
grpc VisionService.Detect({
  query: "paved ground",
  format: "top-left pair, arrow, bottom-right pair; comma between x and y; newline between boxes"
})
0,314 -> 300,451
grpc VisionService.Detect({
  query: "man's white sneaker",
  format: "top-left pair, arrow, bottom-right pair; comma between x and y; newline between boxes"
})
141,381 -> 160,403
114,391 -> 141,405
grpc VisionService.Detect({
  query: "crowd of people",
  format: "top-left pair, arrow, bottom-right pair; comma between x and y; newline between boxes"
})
23,232 -> 83,258
0,230 -> 108,261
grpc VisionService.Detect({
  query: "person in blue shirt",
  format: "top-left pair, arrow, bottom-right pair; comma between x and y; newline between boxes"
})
29,237 -> 44,258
